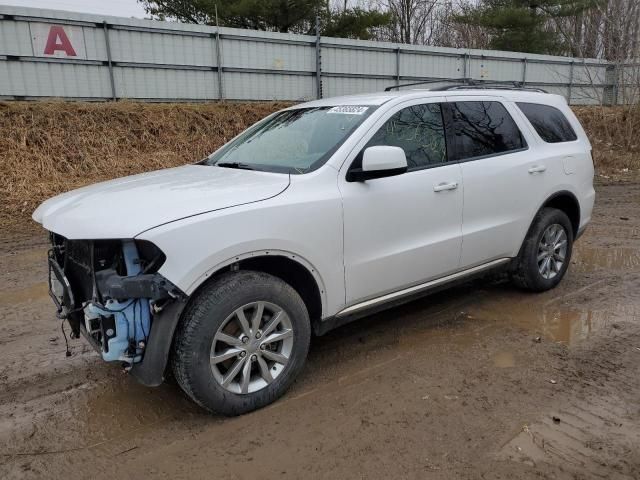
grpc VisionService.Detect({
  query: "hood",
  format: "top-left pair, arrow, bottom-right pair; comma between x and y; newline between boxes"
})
33,165 -> 290,239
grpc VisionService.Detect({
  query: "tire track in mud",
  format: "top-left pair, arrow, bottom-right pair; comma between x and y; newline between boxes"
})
499,328 -> 640,478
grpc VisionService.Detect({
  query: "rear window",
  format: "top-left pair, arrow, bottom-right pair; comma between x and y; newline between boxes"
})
447,101 -> 526,161
516,102 -> 578,143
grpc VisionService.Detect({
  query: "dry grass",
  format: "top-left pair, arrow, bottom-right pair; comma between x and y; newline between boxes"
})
573,106 -> 640,172
1,101 -> 638,232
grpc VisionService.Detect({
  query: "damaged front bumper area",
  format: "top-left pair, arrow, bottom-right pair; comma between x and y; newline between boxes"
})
47,233 -> 186,384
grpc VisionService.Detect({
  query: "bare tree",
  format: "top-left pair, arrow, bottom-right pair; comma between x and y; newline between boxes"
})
368,0 -> 491,47
375,0 -> 439,44
436,0 -> 490,49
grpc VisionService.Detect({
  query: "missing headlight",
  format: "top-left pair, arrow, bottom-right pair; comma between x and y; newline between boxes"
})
135,240 -> 166,274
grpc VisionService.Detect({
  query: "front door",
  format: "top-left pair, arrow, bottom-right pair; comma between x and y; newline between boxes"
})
339,100 -> 463,305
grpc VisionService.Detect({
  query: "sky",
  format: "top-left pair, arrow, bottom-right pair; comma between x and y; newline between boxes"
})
4,0 -> 148,18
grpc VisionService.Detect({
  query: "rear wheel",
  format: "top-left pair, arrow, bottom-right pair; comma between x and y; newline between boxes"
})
511,208 -> 574,292
172,271 -> 310,415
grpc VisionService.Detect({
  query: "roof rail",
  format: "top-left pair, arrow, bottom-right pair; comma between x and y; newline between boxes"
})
434,82 -> 548,93
384,78 -> 470,92
384,78 -> 548,93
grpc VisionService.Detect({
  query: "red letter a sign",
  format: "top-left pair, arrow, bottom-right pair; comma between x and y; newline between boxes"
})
44,26 -> 77,56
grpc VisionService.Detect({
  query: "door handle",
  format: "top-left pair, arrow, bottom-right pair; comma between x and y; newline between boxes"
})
528,165 -> 547,174
433,181 -> 458,192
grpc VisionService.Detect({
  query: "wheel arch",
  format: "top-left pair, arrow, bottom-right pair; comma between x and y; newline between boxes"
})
513,190 -> 581,262
539,190 -> 581,237
189,250 -> 326,326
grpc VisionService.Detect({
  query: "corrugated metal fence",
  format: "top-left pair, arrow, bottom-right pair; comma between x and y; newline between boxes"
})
0,5 -> 631,105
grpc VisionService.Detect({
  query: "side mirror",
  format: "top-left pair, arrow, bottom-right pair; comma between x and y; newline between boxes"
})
347,146 -> 408,182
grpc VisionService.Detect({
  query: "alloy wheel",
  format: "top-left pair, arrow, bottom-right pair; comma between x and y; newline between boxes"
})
537,223 -> 568,280
210,301 -> 293,394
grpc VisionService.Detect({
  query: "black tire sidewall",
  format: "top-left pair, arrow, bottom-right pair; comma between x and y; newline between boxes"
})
521,208 -> 574,291
173,271 -> 310,415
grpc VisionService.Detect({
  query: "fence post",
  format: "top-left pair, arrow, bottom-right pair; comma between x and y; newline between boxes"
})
215,29 -> 224,100
395,47 -> 401,86
567,61 -> 574,104
102,21 -> 117,101
604,64 -> 618,106
521,58 -> 527,86
612,63 -> 619,105
315,15 -> 322,99
462,52 -> 467,79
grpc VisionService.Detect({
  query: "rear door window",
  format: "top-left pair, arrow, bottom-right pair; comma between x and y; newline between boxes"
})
516,102 -> 578,143
446,101 -> 526,161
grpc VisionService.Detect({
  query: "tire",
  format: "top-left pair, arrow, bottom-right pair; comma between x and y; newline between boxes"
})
171,270 -> 311,415
511,207 -> 574,292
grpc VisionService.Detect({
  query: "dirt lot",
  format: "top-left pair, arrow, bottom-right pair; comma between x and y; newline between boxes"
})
1,180 -> 639,480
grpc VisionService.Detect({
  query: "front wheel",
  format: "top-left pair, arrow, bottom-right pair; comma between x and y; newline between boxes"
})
511,207 -> 574,292
171,271 -> 311,415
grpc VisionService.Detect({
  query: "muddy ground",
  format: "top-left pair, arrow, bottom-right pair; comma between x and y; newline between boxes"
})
1,181 -> 639,479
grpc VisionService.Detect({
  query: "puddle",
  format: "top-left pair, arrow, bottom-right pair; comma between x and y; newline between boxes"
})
391,287 -> 628,348
465,290 -> 637,345
572,246 -> 640,272
0,282 -> 48,306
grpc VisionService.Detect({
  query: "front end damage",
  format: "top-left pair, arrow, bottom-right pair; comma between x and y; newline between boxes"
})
48,233 -> 186,380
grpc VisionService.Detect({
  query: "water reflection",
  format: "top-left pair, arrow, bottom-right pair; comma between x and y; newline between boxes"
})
466,292 -> 634,345
572,246 -> 640,272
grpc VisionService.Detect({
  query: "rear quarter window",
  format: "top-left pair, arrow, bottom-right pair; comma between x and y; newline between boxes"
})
516,102 -> 578,143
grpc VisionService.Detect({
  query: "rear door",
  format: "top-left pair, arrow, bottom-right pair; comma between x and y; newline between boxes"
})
444,96 -> 552,267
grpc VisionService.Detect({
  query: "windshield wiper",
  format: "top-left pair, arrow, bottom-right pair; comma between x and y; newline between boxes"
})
216,162 -> 255,170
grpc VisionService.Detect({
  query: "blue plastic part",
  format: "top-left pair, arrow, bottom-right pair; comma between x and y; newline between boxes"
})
84,240 -> 152,364
122,239 -> 142,276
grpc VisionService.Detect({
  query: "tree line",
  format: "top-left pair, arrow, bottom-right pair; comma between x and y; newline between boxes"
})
140,0 -> 639,61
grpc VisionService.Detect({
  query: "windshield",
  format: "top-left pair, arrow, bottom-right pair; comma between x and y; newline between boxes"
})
205,106 -> 375,173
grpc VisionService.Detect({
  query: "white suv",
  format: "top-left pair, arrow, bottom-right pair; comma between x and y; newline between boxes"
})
34,88 -> 595,414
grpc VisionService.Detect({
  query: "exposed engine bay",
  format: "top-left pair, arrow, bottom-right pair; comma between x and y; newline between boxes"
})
48,233 -> 183,367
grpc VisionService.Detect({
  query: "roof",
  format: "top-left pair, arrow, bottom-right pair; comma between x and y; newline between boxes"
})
291,88 -> 567,109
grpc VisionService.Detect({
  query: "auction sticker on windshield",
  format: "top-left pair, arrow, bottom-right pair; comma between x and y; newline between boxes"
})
327,106 -> 369,115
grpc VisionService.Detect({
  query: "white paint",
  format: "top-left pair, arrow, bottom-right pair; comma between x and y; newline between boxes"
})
362,146 -> 407,172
